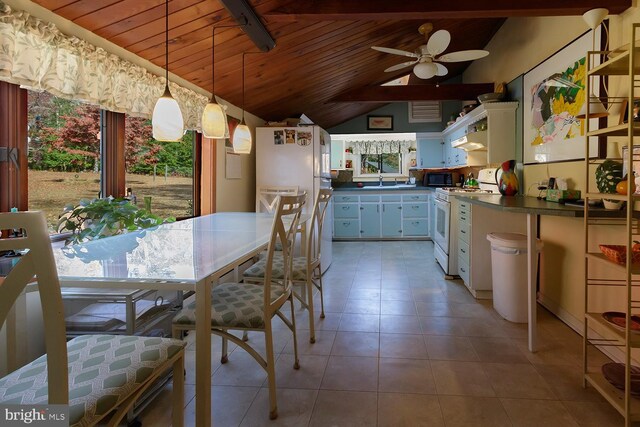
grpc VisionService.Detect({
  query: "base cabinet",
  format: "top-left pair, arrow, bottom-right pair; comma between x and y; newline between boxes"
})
332,191 -> 431,239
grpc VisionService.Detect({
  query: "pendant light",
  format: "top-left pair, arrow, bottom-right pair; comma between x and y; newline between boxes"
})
576,8 -> 609,120
201,26 -> 229,139
152,0 -> 184,141
233,52 -> 252,154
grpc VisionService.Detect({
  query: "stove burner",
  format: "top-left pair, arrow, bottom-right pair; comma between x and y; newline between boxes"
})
438,187 -> 494,194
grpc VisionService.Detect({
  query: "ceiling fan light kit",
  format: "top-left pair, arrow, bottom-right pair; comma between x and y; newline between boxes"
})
372,23 -> 489,80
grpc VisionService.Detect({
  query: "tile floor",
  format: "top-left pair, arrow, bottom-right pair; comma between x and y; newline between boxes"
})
139,240 -> 623,426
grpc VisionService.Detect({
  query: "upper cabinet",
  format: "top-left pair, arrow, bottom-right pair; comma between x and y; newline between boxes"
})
331,139 -> 345,169
443,102 -> 518,165
416,133 -> 445,168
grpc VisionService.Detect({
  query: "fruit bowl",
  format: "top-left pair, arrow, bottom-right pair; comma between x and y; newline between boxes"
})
599,244 -> 640,265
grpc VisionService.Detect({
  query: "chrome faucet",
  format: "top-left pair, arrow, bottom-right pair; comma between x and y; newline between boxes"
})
379,173 -> 384,187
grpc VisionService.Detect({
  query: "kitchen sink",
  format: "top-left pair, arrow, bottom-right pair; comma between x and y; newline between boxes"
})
358,184 -> 417,190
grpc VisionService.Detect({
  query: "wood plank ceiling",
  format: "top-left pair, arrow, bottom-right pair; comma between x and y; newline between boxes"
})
31,0 -> 632,129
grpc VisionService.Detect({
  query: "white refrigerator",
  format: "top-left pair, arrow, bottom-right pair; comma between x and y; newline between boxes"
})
255,125 -> 332,271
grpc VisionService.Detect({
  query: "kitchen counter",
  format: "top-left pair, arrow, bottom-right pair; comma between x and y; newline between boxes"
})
332,184 -> 434,192
457,194 -> 627,218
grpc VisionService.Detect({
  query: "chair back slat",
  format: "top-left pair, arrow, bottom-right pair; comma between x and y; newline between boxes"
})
263,193 -> 305,310
0,212 -> 69,405
256,186 -> 299,213
306,188 -> 333,263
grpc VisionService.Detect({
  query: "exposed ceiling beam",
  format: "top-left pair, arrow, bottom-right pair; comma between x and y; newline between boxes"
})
330,84 -> 495,103
265,0 -> 631,22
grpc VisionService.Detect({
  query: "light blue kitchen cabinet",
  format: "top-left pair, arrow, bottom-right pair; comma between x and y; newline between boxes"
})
403,219 -> 429,236
334,202 -> 358,218
331,139 -> 345,169
334,219 -> 359,238
360,204 -> 380,237
403,203 -> 428,218
381,203 -> 402,237
416,137 -> 445,168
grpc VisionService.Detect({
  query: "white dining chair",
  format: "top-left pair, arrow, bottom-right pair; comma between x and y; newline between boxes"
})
172,193 -> 306,420
256,185 -> 299,213
0,211 -> 186,427
244,188 -> 333,343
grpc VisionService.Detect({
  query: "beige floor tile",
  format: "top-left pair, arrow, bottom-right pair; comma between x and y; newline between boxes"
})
412,288 -> 447,303
349,288 -> 382,300
309,390 -> 378,427
500,398 -> 579,427
184,385 -> 260,427
274,353 -> 328,390
380,333 -> 429,359
184,350 -> 221,385
380,289 -> 413,301
483,362 -> 555,399
313,297 -> 347,313
338,313 -> 380,332
212,351 -> 268,387
137,383 -> 196,426
533,363 -> 607,402
419,317 -> 467,336
351,278 -> 382,289
562,400 -> 624,427
426,336 -> 479,361
378,358 -> 437,394
320,355 -> 378,391
469,337 -> 530,363
344,298 -> 381,315
240,388 -> 318,427
380,314 -> 422,334
331,331 -> 380,357
513,337 -> 582,366
380,279 -> 412,289
438,395 -> 511,427
378,393 -> 444,427
431,360 -> 495,397
415,302 -> 452,317
296,310 -> 342,331
282,329 -> 336,355
462,318 -> 510,338
380,299 -> 417,315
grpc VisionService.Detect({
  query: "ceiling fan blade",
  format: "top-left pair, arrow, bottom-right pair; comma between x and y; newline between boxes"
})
372,46 -> 419,58
384,61 -> 418,72
435,63 -> 448,76
437,49 -> 489,63
426,29 -> 450,57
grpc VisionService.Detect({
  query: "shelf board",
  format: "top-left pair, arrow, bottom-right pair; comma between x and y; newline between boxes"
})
585,371 -> 640,420
587,49 -> 640,76
584,193 -> 639,202
585,312 -> 640,347
586,123 -> 640,137
586,253 -> 640,275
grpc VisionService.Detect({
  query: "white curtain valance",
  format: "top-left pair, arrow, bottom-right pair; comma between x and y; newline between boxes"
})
352,139 -> 414,155
0,1 -> 208,130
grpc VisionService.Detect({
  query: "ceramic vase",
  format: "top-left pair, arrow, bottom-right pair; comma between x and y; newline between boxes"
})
498,159 -> 518,196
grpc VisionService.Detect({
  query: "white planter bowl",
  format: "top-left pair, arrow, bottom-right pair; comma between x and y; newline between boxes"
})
603,199 -> 623,210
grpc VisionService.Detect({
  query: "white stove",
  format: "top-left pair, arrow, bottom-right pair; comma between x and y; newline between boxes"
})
433,168 -> 500,277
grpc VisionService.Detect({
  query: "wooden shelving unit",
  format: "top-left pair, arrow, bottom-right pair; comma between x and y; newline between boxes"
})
583,23 -> 640,427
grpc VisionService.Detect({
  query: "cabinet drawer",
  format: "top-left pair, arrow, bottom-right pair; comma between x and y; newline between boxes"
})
459,201 -> 470,211
333,219 -> 360,237
459,208 -> 470,227
335,195 -> 358,203
403,219 -> 428,236
459,221 -> 470,243
458,238 -> 470,264
334,203 -> 359,218
381,195 -> 402,202
403,203 -> 428,218
458,258 -> 470,284
359,195 -> 380,202
402,194 -> 429,202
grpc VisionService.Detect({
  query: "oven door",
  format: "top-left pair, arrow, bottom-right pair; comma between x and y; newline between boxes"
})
433,197 -> 450,253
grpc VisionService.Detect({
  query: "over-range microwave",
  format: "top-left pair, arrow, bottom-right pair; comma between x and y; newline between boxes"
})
424,172 -> 460,187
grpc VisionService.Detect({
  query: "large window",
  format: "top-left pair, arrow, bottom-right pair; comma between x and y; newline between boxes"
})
27,90 -> 101,232
360,153 -> 401,174
124,115 -> 194,220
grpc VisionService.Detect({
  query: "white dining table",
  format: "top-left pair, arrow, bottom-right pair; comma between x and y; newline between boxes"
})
53,212 -> 280,426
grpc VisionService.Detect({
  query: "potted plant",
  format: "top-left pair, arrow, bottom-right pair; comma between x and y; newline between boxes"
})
595,159 -> 624,209
57,197 -> 174,245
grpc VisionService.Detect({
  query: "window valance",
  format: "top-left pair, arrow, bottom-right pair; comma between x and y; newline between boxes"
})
0,1 -> 209,130
333,133 -> 416,155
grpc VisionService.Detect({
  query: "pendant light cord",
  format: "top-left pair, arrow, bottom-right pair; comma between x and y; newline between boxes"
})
165,0 -> 169,88
240,51 -> 264,125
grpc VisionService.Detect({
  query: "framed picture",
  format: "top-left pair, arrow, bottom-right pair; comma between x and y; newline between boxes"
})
367,115 -> 393,130
523,28 -> 602,164
618,99 -> 640,124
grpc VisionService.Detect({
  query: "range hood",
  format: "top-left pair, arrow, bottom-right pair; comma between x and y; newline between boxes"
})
451,131 -> 487,151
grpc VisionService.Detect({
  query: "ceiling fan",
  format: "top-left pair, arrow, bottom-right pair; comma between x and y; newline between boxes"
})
372,23 -> 489,80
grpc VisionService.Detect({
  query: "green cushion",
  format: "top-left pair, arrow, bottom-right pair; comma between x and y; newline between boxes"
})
244,254 -> 308,281
173,283 -> 285,329
0,335 -> 185,427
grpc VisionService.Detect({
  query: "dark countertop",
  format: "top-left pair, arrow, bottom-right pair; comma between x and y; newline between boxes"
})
457,194 -> 626,218
332,184 -> 434,192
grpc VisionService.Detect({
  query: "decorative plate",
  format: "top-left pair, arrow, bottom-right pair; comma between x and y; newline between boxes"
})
602,363 -> 640,395
602,311 -> 640,333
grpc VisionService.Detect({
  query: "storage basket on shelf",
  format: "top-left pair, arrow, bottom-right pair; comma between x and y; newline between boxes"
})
598,244 -> 640,265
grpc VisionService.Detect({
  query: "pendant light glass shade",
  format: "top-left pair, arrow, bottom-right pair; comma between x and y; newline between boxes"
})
152,0 -> 183,142
413,62 -> 438,79
202,101 -> 228,138
232,123 -> 252,154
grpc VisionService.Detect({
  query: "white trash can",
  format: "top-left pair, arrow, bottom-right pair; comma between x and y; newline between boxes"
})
486,232 -> 543,323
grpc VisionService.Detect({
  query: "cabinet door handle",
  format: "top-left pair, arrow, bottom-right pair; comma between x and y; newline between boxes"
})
343,222 -> 350,226
461,248 -> 466,254
360,207 -> 364,210
398,206 -> 402,210
460,267 -> 466,273
461,216 -> 466,221
383,205 -> 385,212
412,206 -> 419,210
461,230 -> 466,234
342,206 -> 349,210
377,205 -> 379,212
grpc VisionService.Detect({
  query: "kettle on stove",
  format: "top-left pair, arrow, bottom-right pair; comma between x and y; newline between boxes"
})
464,173 -> 479,188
